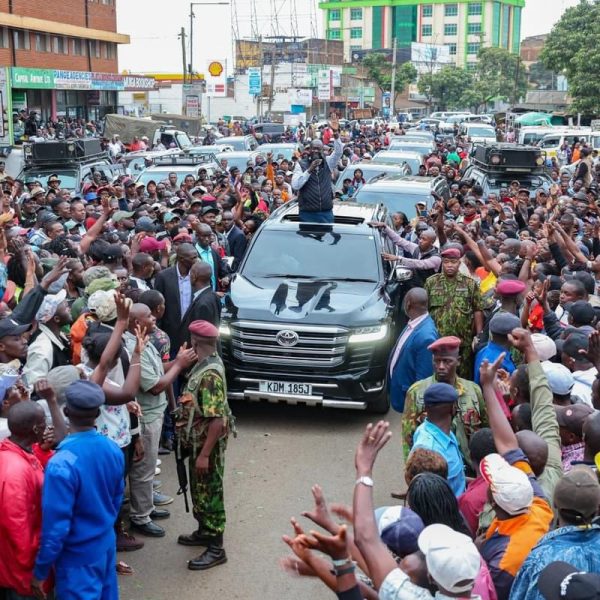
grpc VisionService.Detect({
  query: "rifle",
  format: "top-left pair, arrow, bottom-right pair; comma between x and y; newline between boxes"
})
173,421 -> 190,513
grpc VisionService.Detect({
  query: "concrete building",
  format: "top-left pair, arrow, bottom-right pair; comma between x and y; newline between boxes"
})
0,0 -> 134,120
319,0 -> 524,65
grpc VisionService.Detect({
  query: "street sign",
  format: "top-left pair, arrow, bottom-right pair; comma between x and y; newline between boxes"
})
248,67 -> 262,96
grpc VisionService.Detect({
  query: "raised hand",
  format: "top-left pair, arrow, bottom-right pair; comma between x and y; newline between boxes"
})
355,421 -> 391,476
303,525 -> 350,561
478,353 -> 506,388
134,324 -> 149,355
301,484 -> 337,533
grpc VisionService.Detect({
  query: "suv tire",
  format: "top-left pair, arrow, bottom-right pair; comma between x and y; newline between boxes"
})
367,389 -> 390,415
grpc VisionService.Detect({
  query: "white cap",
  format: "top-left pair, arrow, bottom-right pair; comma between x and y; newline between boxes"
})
480,453 -> 533,515
531,333 -> 557,361
542,362 -> 574,396
417,524 -> 480,594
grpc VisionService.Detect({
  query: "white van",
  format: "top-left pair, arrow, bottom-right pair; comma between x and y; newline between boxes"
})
460,123 -> 497,144
517,126 -> 556,146
538,128 -> 592,160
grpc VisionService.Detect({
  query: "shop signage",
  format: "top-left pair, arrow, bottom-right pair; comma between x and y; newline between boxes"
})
11,68 -> 156,91
0,68 -> 11,146
11,68 -> 54,89
317,69 -> 332,102
248,67 -> 262,96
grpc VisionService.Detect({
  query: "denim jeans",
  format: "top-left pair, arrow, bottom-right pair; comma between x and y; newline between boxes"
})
298,209 -> 334,223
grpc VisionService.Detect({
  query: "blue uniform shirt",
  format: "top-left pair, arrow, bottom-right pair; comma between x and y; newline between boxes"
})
473,341 -> 516,385
34,430 -> 124,580
412,419 -> 466,496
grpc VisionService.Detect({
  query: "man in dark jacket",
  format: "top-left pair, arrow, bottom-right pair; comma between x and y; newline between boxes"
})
221,211 -> 247,271
291,123 -> 344,223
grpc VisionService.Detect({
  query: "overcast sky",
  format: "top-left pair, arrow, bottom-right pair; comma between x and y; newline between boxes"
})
117,0 -> 581,73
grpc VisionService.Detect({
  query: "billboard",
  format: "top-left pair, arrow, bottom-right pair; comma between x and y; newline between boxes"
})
411,43 -> 453,73
248,67 -> 262,96
288,88 -> 313,106
317,69 -> 332,101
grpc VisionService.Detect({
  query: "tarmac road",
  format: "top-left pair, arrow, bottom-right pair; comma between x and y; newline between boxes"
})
119,401 -> 404,600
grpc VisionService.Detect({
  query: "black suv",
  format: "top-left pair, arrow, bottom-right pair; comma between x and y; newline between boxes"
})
220,202 -> 401,413
19,140 -> 124,193
461,143 -> 552,195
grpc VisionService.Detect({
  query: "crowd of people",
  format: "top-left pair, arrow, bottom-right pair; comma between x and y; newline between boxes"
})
0,115 -> 599,600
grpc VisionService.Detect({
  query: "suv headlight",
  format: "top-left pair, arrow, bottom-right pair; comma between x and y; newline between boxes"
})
349,324 -> 388,344
219,323 -> 231,337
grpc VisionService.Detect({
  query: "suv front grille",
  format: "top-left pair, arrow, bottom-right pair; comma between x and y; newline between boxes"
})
230,321 -> 349,369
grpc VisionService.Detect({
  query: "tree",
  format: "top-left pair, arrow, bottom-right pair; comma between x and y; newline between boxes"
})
362,53 -> 417,111
466,47 -> 528,111
417,66 -> 473,111
541,0 -> 600,114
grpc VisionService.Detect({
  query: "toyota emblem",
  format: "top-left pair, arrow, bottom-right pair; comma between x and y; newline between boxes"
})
276,329 -> 299,347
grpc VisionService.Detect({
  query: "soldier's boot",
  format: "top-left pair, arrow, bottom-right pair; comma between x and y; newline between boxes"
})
177,529 -> 217,546
187,535 -> 227,570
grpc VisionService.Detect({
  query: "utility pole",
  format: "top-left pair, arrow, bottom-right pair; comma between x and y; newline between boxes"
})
179,27 -> 188,85
267,42 -> 277,115
189,6 -> 194,82
390,37 -> 397,117
257,36 -> 263,119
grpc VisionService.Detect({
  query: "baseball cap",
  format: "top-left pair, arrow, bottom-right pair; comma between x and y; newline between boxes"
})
531,333 -> 557,362
135,216 -> 156,233
538,561 -> 600,600
0,318 -> 31,339
139,237 -> 168,253
489,312 -> 521,336
423,382 -> 458,405
480,453 -> 533,515
65,380 -> 105,410
555,404 -> 594,437
568,301 -> 596,327
553,467 -> 600,523
374,506 -> 425,558
163,212 -> 180,223
112,210 -> 135,223
542,362 -> 575,396
417,524 -> 481,594
562,334 -> 589,360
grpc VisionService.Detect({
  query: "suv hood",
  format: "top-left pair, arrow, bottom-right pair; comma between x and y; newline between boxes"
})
226,274 -> 387,326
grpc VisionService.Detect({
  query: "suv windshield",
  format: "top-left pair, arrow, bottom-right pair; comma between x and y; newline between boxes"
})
20,169 -> 78,189
137,169 -> 194,186
217,138 -> 247,151
388,142 -> 431,155
354,189 -> 430,217
242,229 -> 379,281
468,127 -> 495,137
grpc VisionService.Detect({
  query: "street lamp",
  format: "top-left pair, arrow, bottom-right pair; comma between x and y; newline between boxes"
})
189,1 -> 229,83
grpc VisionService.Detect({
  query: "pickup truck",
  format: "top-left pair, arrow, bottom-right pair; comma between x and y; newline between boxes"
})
104,114 -> 192,151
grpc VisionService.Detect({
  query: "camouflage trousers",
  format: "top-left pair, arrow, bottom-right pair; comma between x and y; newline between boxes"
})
189,437 -> 227,536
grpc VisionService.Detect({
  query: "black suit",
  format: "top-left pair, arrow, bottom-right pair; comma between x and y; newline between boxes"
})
225,225 -> 248,271
181,287 -> 221,347
154,265 -> 186,352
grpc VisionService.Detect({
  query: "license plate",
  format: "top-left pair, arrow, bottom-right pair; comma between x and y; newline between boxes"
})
259,381 -> 313,396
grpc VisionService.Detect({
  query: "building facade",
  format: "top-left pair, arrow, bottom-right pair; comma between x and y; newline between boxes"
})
0,0 -> 130,120
319,0 -> 524,65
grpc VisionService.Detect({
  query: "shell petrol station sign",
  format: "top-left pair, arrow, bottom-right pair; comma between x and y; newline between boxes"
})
205,60 -> 226,98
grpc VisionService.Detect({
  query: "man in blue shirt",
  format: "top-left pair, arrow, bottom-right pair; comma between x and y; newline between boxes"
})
474,312 -> 520,385
32,380 -> 124,600
410,382 -> 466,496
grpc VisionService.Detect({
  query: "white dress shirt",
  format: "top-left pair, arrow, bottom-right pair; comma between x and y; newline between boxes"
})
389,313 -> 429,376
176,263 -> 192,316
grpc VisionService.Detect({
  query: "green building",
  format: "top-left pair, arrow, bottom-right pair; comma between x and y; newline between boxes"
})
319,0 -> 524,66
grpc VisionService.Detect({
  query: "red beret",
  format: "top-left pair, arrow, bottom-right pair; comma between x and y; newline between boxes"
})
440,247 -> 462,259
189,320 -> 218,338
495,279 -> 526,296
427,336 -> 462,353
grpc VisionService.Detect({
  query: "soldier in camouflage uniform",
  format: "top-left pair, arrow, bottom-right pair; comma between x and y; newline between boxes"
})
175,320 -> 234,571
424,247 -> 484,379
402,336 -> 488,466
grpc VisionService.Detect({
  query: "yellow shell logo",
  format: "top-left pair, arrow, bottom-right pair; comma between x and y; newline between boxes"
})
208,62 -> 224,77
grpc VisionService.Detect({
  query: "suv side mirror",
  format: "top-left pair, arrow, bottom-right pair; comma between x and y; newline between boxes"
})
395,265 -> 413,282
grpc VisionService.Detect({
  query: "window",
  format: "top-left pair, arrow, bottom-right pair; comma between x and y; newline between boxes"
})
467,42 -> 480,54
35,33 -> 50,52
350,8 -> 362,20
468,2 -> 482,16
0,27 -> 8,49
93,40 -> 101,58
421,24 -> 432,37
468,22 -> 481,35
107,43 -> 115,59
444,4 -> 458,17
422,4 -> 433,17
447,43 -> 457,55
329,9 -> 341,21
466,63 -> 477,71
444,23 -> 457,36
350,45 -> 362,50
101,0 -> 114,4
350,27 -> 363,39
53,36 -> 68,54
328,29 -> 341,40
72,38 -> 87,56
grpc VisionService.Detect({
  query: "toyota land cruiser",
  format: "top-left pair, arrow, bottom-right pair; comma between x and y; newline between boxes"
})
220,202 -> 400,413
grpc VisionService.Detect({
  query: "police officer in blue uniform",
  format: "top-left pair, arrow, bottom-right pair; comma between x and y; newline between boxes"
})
32,380 -> 124,600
